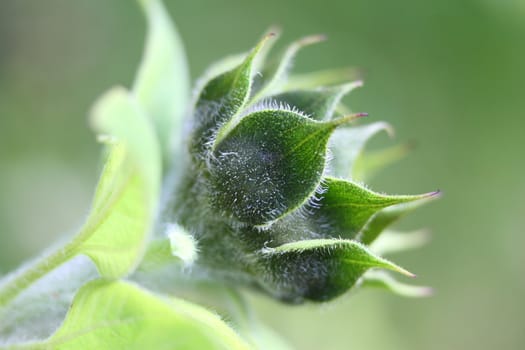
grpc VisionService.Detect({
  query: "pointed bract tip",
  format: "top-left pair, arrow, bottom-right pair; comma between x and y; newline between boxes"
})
314,33 -> 328,41
299,34 -> 327,46
247,33 -> 276,60
265,24 -> 282,36
257,32 -> 276,47
425,189 -> 442,198
378,256 -> 415,278
399,267 -> 416,278
383,122 -> 395,138
405,189 -> 441,202
330,112 -> 368,128
384,261 -> 416,278
338,80 -> 364,94
421,287 -> 435,297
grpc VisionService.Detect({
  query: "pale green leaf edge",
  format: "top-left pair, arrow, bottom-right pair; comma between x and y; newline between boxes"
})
0,88 -> 161,307
134,0 -> 190,163
4,280 -> 251,350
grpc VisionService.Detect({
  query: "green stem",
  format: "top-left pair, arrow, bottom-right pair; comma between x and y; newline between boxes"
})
0,239 -> 79,308
0,170 -> 134,308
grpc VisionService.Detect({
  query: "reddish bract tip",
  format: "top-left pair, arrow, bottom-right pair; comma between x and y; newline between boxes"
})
328,112 -> 368,129
353,80 -> 364,88
426,190 -> 442,198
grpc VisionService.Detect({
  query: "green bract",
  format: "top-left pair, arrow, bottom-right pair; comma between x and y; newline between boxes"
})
172,29 -> 439,303
0,0 -> 438,348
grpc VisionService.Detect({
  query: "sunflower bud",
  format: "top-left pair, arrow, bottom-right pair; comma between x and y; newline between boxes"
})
172,33 -> 438,303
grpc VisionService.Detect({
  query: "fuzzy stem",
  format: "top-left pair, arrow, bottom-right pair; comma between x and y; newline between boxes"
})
0,237 -> 81,308
0,168 -> 137,307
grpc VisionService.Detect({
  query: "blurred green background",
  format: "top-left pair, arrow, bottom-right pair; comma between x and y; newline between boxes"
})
1,0 -> 524,349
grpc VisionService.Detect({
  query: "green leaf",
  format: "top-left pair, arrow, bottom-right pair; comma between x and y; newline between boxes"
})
359,192 -> 440,245
162,283 -> 293,350
0,88 -> 160,307
255,239 -> 413,303
369,229 -> 431,256
250,34 -> 326,101
219,289 -> 293,350
134,0 -> 190,163
25,280 -> 251,350
0,256 -> 98,345
305,177 -> 436,239
197,53 -> 246,88
352,142 -> 413,182
268,81 -> 362,121
361,270 -> 433,298
130,270 -> 293,350
90,87 -> 160,201
210,111 -> 361,225
82,87 -> 161,278
191,35 -> 273,156
89,140 -> 130,215
240,321 -> 292,350
329,122 -> 393,177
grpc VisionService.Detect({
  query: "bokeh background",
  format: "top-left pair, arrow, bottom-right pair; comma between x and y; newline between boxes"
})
1,0 -> 524,349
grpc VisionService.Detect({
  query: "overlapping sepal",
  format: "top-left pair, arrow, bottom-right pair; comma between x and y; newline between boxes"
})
176,32 -> 439,303
254,239 -> 413,303
209,111 -> 363,225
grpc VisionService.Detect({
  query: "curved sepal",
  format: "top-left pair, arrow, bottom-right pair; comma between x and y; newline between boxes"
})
254,239 -> 413,303
193,27 -> 280,103
250,35 -> 326,101
359,192 -> 440,245
352,142 -> 413,181
134,0 -> 190,163
369,229 -> 431,256
38,280 -> 250,350
283,67 -> 361,91
305,177 -> 437,239
210,111 -> 362,225
191,35 -> 273,156
361,270 -> 432,298
268,81 -> 362,121
329,121 -> 394,177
